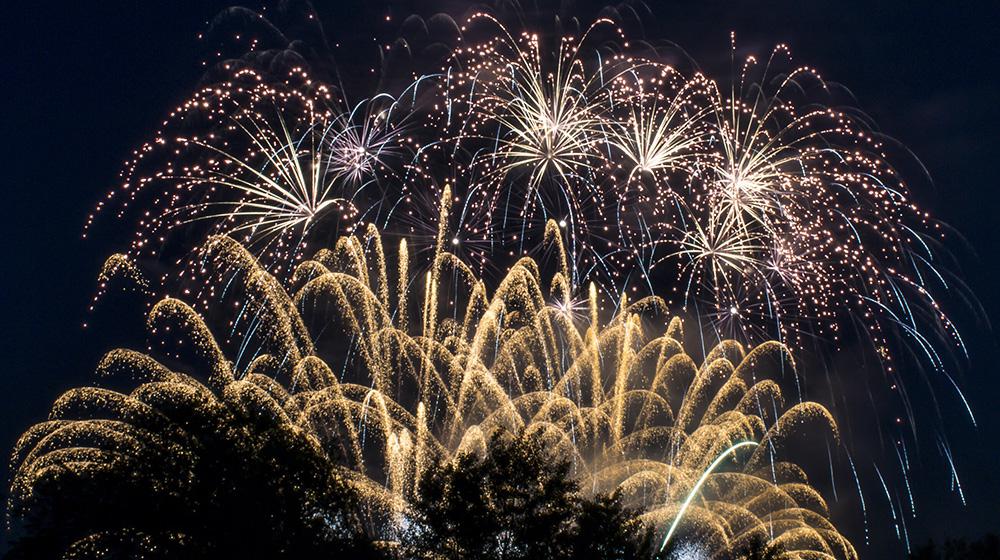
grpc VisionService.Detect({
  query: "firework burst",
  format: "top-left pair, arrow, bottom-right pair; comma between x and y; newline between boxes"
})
641,42 -> 968,377
81,10 -> 978,549
86,68 -> 418,277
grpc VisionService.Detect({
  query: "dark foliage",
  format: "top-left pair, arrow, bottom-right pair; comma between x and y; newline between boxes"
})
910,534 -> 1000,560
6,378 -> 379,559
403,430 -> 654,560
730,535 -> 785,560
576,492 -> 656,560
6,385 -> 659,560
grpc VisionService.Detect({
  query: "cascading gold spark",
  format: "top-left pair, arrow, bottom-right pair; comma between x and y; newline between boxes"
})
21,213 -> 857,559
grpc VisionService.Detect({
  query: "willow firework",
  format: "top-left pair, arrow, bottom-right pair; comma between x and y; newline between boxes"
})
25,199 -> 862,557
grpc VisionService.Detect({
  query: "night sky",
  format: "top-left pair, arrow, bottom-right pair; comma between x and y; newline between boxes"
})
3,1 -> 999,556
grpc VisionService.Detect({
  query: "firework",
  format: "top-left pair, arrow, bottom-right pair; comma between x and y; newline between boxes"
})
380,19 -> 969,429
91,10 -> 967,380
86,67 -> 414,277
44,216 -> 863,558
80,9 -> 977,552
643,42 -> 966,371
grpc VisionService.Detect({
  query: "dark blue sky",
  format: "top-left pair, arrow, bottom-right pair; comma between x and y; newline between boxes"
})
2,1 -> 998,556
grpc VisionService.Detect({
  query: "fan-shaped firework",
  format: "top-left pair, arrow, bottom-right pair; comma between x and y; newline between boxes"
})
85,67 -> 414,278
32,209 -> 860,558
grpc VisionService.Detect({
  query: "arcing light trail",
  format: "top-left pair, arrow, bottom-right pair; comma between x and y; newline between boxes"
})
659,440 -> 760,552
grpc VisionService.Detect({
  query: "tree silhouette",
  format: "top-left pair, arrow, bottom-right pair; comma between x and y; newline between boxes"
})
6,372 -> 378,559
910,534 -> 1000,560
402,430 -> 653,560
575,492 -> 655,560
732,534 -> 785,560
